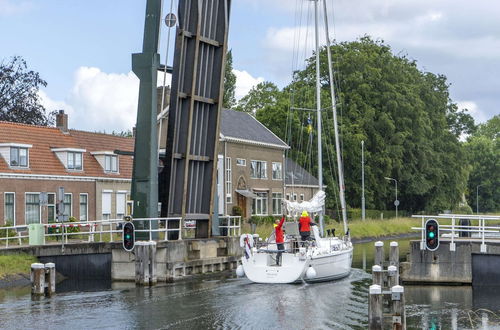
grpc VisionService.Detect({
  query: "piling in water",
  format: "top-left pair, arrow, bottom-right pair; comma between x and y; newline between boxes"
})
390,241 -> 399,267
135,241 -> 157,286
372,265 -> 383,286
369,284 -> 383,330
44,263 -> 56,296
374,241 -> 384,266
391,285 -> 405,330
31,263 -> 45,296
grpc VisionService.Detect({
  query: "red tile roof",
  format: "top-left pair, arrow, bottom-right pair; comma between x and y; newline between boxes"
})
0,121 -> 134,179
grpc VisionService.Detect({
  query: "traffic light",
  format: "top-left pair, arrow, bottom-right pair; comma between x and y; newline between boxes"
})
123,222 -> 135,251
425,219 -> 439,251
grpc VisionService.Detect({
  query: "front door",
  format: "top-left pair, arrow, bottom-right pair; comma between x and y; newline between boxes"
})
237,194 -> 247,219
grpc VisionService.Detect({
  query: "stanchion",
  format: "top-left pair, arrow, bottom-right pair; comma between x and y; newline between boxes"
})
44,263 -> 56,296
31,263 -> 45,297
391,285 -> 405,330
390,241 -> 399,266
388,265 -> 399,288
372,265 -> 383,286
369,284 -> 383,330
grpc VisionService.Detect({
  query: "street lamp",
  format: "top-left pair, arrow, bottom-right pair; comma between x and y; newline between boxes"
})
476,184 -> 483,215
385,177 -> 398,219
361,140 -> 365,221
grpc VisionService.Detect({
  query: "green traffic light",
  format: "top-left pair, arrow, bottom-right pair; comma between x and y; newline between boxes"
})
126,234 -> 131,239
428,232 -> 435,239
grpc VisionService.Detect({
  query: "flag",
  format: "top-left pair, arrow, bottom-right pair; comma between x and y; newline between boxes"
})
244,235 -> 252,259
306,115 -> 312,134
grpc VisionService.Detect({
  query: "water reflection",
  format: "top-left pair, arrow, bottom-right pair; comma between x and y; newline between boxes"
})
0,238 -> 500,329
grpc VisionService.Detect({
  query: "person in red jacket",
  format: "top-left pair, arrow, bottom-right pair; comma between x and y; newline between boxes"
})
299,210 -> 316,243
274,216 -> 286,266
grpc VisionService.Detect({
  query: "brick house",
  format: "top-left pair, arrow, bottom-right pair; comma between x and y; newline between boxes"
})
284,157 -> 321,204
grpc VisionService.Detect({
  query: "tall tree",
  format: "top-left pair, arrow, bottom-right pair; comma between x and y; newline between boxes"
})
236,81 -> 280,115
223,50 -> 236,109
0,56 -> 53,125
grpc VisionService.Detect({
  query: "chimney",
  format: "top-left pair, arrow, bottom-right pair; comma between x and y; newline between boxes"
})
56,110 -> 68,132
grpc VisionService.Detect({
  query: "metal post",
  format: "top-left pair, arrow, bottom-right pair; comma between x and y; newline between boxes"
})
369,284 -> 383,330
391,285 -> 405,330
372,265 -> 383,286
389,241 -> 399,267
361,140 -> 365,221
44,263 -> 56,296
374,241 -> 384,266
395,180 -> 398,219
31,263 -> 45,297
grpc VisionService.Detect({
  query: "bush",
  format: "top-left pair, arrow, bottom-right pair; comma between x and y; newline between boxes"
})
66,216 -> 81,234
0,221 -> 17,238
232,205 -> 243,216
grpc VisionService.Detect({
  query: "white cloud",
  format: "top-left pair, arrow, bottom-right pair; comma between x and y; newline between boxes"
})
41,67 -> 140,132
456,100 -> 489,123
234,69 -> 265,100
0,0 -> 33,16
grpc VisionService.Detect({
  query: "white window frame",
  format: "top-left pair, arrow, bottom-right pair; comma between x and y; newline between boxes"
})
10,147 -> 29,168
67,152 -> 83,170
236,158 -> 246,166
63,193 -> 73,218
300,194 -> 305,202
79,193 -> 88,221
286,193 -> 290,200
102,190 -> 112,220
272,192 -> 283,215
226,157 -> 232,204
250,160 -> 268,179
47,193 -> 56,223
293,193 -> 297,202
4,192 -> 15,226
116,191 -> 127,219
272,162 -> 282,180
252,192 -> 268,216
25,192 -> 41,224
105,155 -> 119,173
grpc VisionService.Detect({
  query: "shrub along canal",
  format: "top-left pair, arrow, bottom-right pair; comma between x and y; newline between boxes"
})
1,238 -> 499,329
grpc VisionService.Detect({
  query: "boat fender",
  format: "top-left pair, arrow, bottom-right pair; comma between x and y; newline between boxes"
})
239,234 -> 254,248
236,265 -> 245,277
306,266 -> 317,279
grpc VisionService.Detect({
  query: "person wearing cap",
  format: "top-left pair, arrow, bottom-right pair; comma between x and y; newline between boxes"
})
299,210 -> 314,242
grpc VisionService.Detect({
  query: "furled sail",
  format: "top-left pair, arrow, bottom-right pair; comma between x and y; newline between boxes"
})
284,190 -> 325,216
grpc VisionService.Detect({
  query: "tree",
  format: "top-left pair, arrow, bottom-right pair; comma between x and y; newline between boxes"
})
223,50 -> 236,109
0,56 -> 54,125
236,81 -> 280,115
248,37 -> 472,213
465,115 -> 500,212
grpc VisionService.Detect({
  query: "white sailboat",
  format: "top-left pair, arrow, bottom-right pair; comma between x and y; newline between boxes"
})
237,0 -> 353,284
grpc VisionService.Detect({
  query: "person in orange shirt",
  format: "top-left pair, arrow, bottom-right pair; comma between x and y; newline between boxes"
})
274,216 -> 285,266
299,210 -> 316,243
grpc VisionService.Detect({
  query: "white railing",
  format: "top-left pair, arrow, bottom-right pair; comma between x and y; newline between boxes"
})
219,216 -> 241,237
0,217 -> 183,248
412,214 -> 500,252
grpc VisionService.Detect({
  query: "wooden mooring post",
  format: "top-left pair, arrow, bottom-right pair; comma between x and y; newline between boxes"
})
135,241 -> 157,286
368,241 -> 406,330
31,262 -> 56,299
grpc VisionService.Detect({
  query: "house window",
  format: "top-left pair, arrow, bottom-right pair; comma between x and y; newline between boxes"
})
236,158 -> 246,166
293,193 -> 297,201
300,194 -> 305,202
272,162 -> 282,180
67,152 -> 83,170
226,157 -> 232,203
250,160 -> 267,179
272,193 -> 283,215
105,155 -> 118,172
79,194 -> 88,221
25,193 -> 40,224
64,194 -> 72,218
4,193 -> 15,226
252,192 -> 268,215
10,147 -> 28,167
47,193 -> 56,222
116,192 -> 126,219
102,191 -> 112,220
286,194 -> 290,200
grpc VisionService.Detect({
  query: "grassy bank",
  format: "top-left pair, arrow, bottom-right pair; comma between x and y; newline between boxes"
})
0,254 -> 38,279
242,217 -> 421,241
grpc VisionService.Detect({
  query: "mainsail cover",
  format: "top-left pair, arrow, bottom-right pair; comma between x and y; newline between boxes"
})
284,190 -> 326,216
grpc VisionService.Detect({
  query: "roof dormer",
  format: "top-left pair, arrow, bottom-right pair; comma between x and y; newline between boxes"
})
51,148 -> 86,171
0,143 -> 33,169
91,151 -> 119,174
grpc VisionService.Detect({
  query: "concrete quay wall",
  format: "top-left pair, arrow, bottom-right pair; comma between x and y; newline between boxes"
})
401,240 -> 500,285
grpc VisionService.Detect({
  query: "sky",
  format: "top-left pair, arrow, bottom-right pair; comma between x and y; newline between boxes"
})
0,0 -> 498,132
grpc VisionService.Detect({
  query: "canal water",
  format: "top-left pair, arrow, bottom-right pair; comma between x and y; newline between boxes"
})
1,238 -> 500,329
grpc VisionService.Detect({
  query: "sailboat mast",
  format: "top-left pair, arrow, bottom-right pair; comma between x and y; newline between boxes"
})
314,0 -> 324,235
322,0 -> 348,234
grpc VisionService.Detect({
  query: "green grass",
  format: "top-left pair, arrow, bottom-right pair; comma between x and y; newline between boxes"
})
0,254 -> 38,279
242,217 -> 421,240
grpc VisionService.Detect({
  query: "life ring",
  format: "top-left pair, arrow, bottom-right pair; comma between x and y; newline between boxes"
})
239,234 -> 254,248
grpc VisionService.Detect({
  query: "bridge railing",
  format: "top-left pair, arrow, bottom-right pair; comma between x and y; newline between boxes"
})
0,216 -> 241,247
412,214 -> 500,252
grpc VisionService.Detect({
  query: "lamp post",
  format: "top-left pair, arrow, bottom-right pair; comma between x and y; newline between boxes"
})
385,177 -> 398,219
476,184 -> 483,215
361,140 -> 365,221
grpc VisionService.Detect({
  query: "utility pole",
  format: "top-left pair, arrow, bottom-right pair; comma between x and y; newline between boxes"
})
361,140 -> 365,221
385,177 -> 398,220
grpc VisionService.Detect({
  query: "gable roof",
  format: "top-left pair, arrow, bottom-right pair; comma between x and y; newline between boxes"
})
220,109 -> 288,149
0,121 -> 134,179
285,158 -> 319,187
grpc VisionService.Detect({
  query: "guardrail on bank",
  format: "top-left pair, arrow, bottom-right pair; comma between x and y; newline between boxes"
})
412,214 -> 500,252
0,215 -> 241,248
